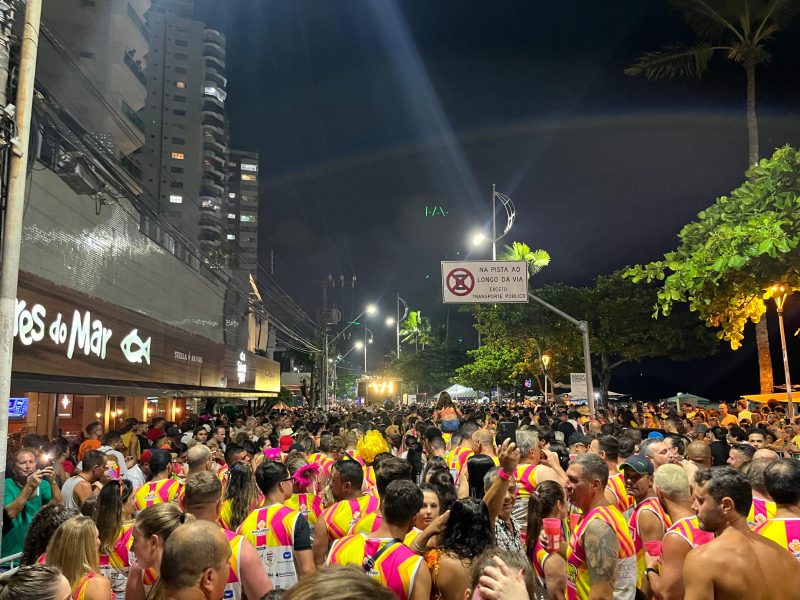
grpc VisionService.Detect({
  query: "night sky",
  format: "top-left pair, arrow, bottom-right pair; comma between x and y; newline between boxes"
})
195,1 -> 800,399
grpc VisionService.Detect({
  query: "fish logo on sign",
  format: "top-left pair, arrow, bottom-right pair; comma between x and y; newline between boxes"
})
120,329 -> 151,365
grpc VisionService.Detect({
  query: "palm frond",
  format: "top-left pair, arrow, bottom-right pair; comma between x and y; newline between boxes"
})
669,0 -> 746,42
754,0 -> 800,42
625,44 -> 722,80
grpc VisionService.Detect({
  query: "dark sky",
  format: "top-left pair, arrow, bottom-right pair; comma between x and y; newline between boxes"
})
195,1 -> 800,399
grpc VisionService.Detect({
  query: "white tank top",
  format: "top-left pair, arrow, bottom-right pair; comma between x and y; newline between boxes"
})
61,475 -> 85,510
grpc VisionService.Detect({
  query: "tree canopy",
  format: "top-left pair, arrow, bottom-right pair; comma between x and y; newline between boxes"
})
626,145 -> 800,349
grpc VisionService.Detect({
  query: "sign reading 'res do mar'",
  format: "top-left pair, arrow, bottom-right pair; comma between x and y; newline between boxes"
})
14,299 -> 151,365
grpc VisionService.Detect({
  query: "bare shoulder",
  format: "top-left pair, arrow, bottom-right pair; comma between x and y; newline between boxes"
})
584,518 -> 618,583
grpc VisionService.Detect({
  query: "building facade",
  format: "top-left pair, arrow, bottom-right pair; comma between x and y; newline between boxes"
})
226,149 -> 259,278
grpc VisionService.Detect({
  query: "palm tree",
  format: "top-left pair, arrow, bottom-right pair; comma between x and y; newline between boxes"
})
400,310 -> 434,351
626,0 -> 799,394
501,241 -> 551,276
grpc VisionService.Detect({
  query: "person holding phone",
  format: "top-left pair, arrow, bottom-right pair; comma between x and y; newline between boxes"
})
2,448 -> 64,560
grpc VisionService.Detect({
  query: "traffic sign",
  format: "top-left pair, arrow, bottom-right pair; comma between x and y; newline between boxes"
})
441,261 -> 529,304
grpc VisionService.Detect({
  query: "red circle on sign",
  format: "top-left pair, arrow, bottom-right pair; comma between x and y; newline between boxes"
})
446,268 -> 475,296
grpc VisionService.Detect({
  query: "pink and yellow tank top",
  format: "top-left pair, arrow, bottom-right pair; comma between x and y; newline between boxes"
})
348,512 -> 383,536
629,497 -> 671,587
285,493 -> 323,532
306,453 -> 334,478
566,505 -> 637,600
747,496 -> 778,529
237,503 -> 300,591
754,518 -> 800,560
665,515 -> 711,549
320,494 -> 380,540
99,524 -> 133,597
446,446 -> 474,481
71,572 -> 99,600
223,528 -> 244,600
327,534 -> 423,600
605,472 -> 633,513
363,465 -> 377,493
132,478 -> 181,513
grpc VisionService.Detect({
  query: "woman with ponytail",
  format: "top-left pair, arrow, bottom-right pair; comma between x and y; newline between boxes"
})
219,462 -> 262,531
93,479 -> 135,598
525,480 -> 568,600
126,503 -> 191,600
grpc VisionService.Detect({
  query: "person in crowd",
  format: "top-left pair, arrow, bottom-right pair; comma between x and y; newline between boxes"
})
483,439 -> 523,554
320,460 -> 379,541
525,480 -> 567,600
561,452 -> 638,599
159,520 -> 230,600
120,419 -> 142,459
754,459 -> 800,558
280,565 -> 395,600
145,417 -> 167,447
433,392 -> 462,433
237,460 -> 315,590
20,505 -> 79,566
747,428 -> 768,449
124,450 -> 151,491
126,502 -> 188,600
419,497 -> 492,600
744,458 -> 778,528
93,479 -> 136,598
219,462 -> 261,532
3,448 -> 63,560
350,457 -> 413,536
596,435 -> 631,513
327,480 -> 431,600
468,549 -> 538,600
718,403 -> 739,427
181,472 -> 273,599
0,565 -> 72,600
683,466 -> 800,599
185,444 -> 213,478
727,443 -> 756,470
78,422 -> 104,462
682,441 -> 712,484
405,483 -> 441,547
97,431 -> 134,476
512,430 -> 565,534
306,434 -> 336,480
641,438 -> 671,471
132,449 -> 181,513
462,454 -> 496,500
446,421 -> 478,482
284,456 -> 322,531
62,450 -> 107,510
44,515 -> 112,600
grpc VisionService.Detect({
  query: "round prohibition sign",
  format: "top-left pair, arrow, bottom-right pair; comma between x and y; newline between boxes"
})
446,268 -> 475,296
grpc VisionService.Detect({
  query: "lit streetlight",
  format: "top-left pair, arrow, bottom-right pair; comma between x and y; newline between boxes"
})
354,340 -> 365,350
771,284 -> 795,421
542,353 -> 552,402
366,304 -> 378,315
385,317 -> 396,327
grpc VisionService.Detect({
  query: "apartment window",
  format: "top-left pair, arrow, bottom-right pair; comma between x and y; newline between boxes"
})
173,109 -> 186,116
169,194 -> 183,204
228,192 -> 236,199
171,137 -> 186,145
175,81 -> 186,89
79,51 -> 95,59
241,174 -> 256,182
241,163 -> 258,172
173,95 -> 187,103
170,182 -> 183,189
174,66 -> 187,74
171,152 -> 184,160
240,214 -> 255,223
170,167 -> 184,174
175,39 -> 189,47
174,52 -> 188,60
227,213 -> 236,219
176,26 -> 189,33
227,234 -> 236,240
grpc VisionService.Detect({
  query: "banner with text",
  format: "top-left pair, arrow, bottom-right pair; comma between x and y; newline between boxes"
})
441,260 -> 528,304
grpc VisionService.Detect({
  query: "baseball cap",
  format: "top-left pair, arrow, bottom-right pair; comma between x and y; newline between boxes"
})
167,426 -> 182,438
647,431 -> 665,440
139,449 -> 152,464
620,455 -> 654,475
279,435 -> 294,452
568,433 -> 591,447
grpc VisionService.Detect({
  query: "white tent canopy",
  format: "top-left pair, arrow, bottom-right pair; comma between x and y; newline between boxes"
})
437,384 -> 478,400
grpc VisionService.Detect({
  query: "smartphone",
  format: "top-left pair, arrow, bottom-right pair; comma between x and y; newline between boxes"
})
496,421 -> 517,445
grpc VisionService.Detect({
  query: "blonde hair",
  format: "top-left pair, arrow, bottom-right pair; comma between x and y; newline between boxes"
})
45,516 -> 99,590
283,566 -> 394,600
357,431 -> 389,465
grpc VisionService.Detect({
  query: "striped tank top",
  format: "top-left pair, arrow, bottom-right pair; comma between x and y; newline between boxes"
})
747,496 -> 777,529
628,497 -> 670,588
320,494 -> 380,540
237,503 -> 300,590
222,528 -> 244,600
754,518 -> 800,560
665,515 -> 712,549
132,478 -> 181,513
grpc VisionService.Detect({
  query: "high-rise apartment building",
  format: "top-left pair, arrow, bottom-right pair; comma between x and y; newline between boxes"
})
139,0 -> 227,250
226,150 -> 259,278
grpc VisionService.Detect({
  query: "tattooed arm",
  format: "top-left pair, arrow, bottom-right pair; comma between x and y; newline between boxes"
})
584,519 -> 618,600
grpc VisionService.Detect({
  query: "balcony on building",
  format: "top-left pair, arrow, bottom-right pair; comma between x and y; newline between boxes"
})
202,179 -> 224,196
203,137 -> 226,155
203,96 -> 225,115
204,29 -> 226,47
203,150 -> 226,168
204,54 -> 226,73
204,64 -> 227,88
204,41 -> 225,63
202,110 -> 225,129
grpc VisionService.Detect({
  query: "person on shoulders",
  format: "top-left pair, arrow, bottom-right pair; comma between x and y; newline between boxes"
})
683,466 -> 800,599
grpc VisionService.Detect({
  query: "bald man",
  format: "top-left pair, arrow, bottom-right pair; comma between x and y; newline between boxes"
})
754,448 -> 780,461
186,445 -> 213,477
161,520 -> 231,600
682,441 -> 711,486
472,429 -> 500,464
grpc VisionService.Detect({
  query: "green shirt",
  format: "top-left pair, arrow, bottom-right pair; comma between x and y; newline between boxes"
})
2,477 -> 52,558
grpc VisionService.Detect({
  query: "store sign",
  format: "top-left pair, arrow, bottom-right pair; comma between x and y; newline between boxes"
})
236,352 -> 247,384
14,300 -> 151,365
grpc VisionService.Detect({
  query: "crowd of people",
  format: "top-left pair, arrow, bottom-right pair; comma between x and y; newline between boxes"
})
2,393 -> 800,599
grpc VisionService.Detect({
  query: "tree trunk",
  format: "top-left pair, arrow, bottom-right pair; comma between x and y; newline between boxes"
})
600,353 -> 612,402
745,60 -> 774,395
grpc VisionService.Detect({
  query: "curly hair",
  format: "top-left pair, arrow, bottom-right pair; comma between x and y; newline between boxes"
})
225,462 -> 260,531
437,497 -> 494,560
21,504 -> 80,565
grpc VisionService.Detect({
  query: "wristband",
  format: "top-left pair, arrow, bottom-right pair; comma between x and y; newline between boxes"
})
497,469 -> 511,481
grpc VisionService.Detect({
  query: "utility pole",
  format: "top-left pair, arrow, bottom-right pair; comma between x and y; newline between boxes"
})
0,0 -> 42,558
0,1 -> 14,108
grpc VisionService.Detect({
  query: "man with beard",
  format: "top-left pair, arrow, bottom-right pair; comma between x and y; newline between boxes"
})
682,466 -> 800,599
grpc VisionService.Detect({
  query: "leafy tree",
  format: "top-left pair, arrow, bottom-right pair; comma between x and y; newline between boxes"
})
626,0 -> 799,393
454,342 -> 523,392
500,242 -> 551,277
626,145 -> 800,358
387,346 -> 468,394
399,310 -> 434,350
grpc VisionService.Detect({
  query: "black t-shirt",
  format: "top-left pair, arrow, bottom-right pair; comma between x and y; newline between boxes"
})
710,440 -> 730,466
556,421 -> 576,440
293,514 -> 312,551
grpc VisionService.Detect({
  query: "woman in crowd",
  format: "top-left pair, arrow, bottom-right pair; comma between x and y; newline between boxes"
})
219,462 -> 261,531
405,483 -> 442,547
525,480 -> 568,600
421,498 -> 494,600
0,565 -> 73,600
433,392 -> 462,433
284,456 -> 322,535
94,479 -> 135,598
21,504 -> 79,566
426,469 -> 458,512
126,503 -> 189,600
44,515 -> 112,600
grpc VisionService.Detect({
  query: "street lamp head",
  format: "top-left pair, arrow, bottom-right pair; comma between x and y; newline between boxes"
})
366,304 -> 378,315
471,232 -> 487,246
354,340 -> 365,350
542,353 -> 552,369
385,317 -> 396,326
327,358 -> 333,363
771,284 -> 790,311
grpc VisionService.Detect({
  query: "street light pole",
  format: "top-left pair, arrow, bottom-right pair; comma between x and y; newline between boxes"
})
396,292 -> 400,359
491,183 -> 497,261
772,285 -> 794,421
542,353 -> 551,402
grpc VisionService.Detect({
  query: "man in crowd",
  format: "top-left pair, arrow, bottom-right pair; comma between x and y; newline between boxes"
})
640,437 -> 671,470
186,444 -> 214,478
447,421 -> 478,482
564,452 -> 638,599
513,429 -> 564,532
327,480 -> 431,600
123,450 -> 151,490
683,466 -> 800,598
160,520 -> 231,600
2,448 -> 63,559
181,472 -> 273,599
132,448 -> 182,513
718,403 -> 739,427
97,430 -> 134,475
727,443 -> 755,470
597,435 -> 631,513
747,428 -> 768,449
754,459 -> 800,558
212,425 -> 227,451
745,458 -> 778,528
320,459 -> 378,541
77,421 -> 103,461
61,449 -> 106,509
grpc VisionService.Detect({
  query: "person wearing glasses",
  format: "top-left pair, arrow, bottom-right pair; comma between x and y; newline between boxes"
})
236,461 -> 315,591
